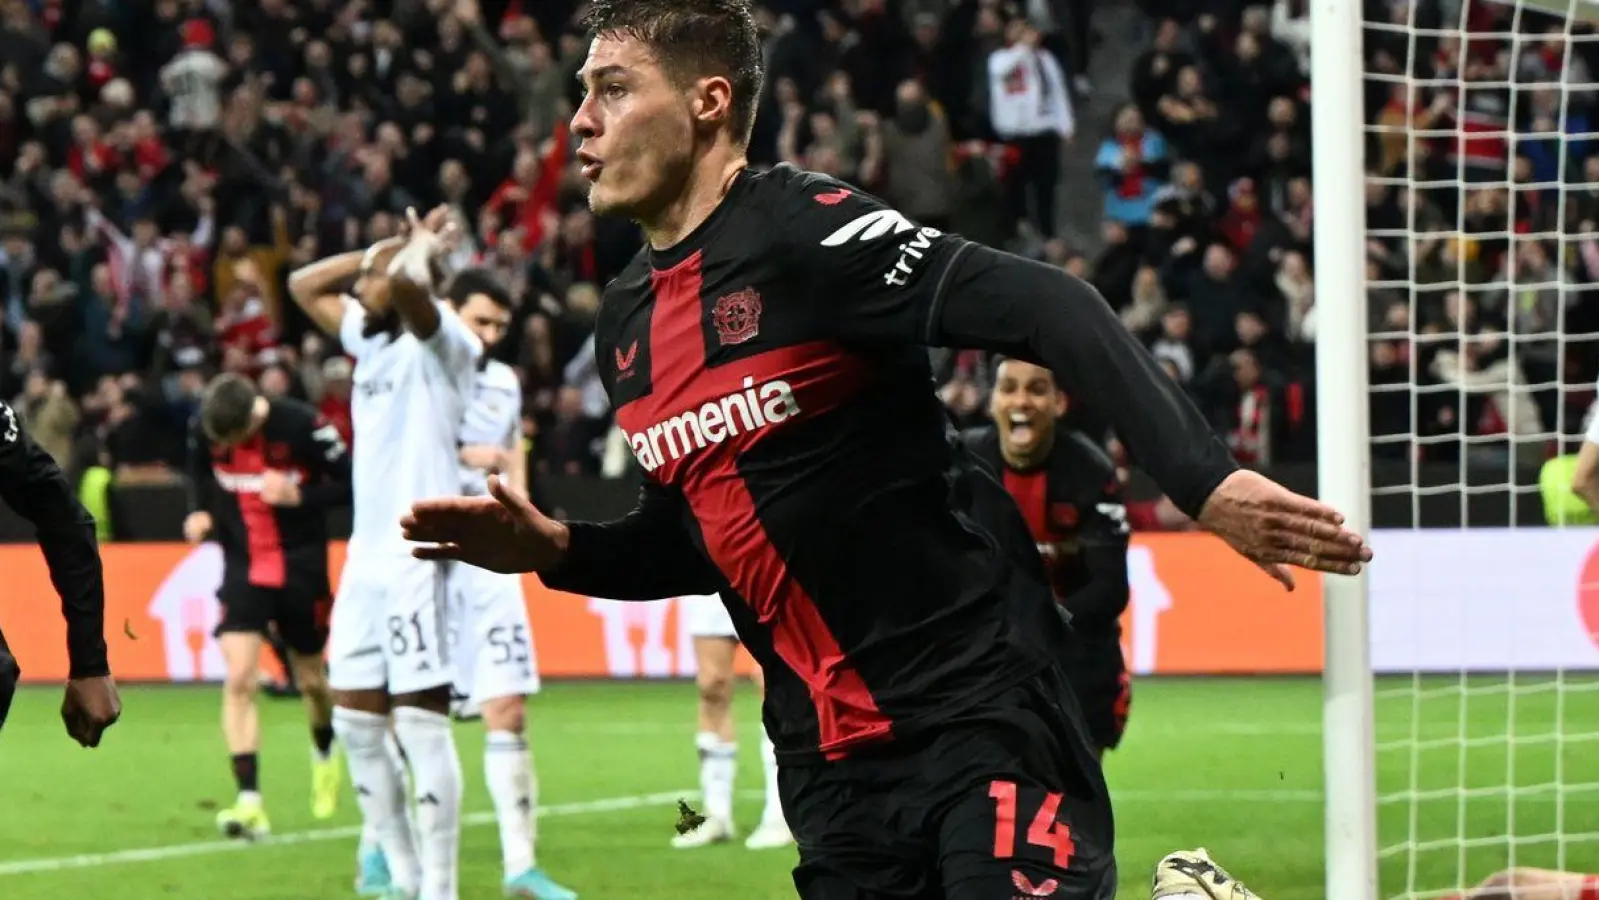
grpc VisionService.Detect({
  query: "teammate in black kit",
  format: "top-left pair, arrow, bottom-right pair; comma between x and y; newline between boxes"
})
401,2 -> 1371,897
183,373 -> 351,837
964,358 -> 1133,757
0,399 -> 120,745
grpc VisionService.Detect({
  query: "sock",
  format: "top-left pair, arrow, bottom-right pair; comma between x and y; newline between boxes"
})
312,724 -> 336,760
393,706 -> 463,900
334,707 -> 421,892
695,731 -> 736,825
230,752 -> 260,801
484,730 -> 537,878
758,735 -> 784,827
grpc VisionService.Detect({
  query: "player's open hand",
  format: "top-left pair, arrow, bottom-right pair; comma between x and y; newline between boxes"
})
62,675 -> 121,748
1197,470 -> 1373,591
401,474 -> 567,574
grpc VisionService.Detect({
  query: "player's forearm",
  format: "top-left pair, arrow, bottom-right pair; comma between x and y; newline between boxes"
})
931,247 -> 1238,520
386,239 -> 444,338
541,519 -> 722,601
288,251 -> 362,308
1065,545 -> 1132,627
1,443 -> 110,678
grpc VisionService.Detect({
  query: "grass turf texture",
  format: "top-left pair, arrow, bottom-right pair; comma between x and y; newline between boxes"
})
0,677 -> 1594,899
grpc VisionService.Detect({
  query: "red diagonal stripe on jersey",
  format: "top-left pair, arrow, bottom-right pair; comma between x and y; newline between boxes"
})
637,253 -> 887,756
217,438 -> 286,588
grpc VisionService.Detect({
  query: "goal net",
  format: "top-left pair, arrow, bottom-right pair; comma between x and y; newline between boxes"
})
1355,0 -> 1599,897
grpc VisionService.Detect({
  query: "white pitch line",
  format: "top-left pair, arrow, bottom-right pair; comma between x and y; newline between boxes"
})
0,789 -> 692,876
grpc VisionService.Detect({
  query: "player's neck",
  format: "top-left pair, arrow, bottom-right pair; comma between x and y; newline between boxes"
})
1001,435 -> 1055,472
641,144 -> 748,251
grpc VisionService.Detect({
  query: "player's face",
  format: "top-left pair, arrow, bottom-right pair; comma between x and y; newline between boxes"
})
990,360 -> 1066,459
456,293 -> 512,351
572,35 -> 696,219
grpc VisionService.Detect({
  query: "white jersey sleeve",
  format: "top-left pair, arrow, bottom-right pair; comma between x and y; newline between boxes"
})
422,303 -> 483,384
1586,389 -> 1599,446
459,360 -> 522,495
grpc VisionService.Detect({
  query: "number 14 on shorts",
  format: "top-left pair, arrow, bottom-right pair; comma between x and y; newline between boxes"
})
988,779 -> 1076,868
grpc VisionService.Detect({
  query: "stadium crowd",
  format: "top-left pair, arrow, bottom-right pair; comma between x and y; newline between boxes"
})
5,0 -> 1597,513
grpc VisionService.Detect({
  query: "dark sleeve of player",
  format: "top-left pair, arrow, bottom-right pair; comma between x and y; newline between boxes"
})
298,415 -> 353,509
1062,440 -> 1133,625
185,419 -> 215,515
776,169 -> 1238,520
0,401 -> 110,679
544,480 -> 724,601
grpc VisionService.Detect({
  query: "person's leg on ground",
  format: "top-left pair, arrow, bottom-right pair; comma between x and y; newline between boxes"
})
744,663 -> 793,850
329,562 -> 420,897
216,627 -> 270,839
280,589 -> 340,819
675,633 -> 739,848
387,556 -> 465,900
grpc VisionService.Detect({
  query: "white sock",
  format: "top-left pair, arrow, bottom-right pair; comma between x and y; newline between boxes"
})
484,729 -> 537,878
334,707 -> 420,891
758,735 -> 784,828
359,730 -> 414,855
696,731 -> 736,825
393,706 -> 463,900
237,789 -> 261,806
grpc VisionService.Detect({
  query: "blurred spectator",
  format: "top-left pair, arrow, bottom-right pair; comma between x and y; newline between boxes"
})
1097,104 -> 1167,230
987,17 -> 1074,239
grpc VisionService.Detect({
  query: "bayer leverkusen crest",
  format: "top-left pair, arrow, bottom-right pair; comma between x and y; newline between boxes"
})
712,288 -> 763,346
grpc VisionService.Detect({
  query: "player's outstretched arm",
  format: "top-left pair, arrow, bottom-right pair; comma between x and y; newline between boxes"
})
0,401 -> 121,746
403,475 -> 721,600
778,172 -> 1368,587
386,206 -> 465,341
287,251 -> 363,336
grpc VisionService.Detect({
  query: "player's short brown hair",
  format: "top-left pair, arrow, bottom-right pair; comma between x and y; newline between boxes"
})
200,373 -> 259,443
583,0 -> 765,144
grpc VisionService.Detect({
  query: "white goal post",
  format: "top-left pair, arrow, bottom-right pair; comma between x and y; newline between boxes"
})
1317,1 -> 1599,898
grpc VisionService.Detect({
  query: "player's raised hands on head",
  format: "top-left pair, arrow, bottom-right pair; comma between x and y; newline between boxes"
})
401,474 -> 569,574
1197,469 -> 1373,591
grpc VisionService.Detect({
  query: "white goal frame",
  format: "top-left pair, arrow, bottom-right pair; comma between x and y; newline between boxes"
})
1311,1 -> 1379,899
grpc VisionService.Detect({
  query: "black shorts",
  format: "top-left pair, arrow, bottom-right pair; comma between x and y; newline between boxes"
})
783,666 -> 1116,900
1061,632 -> 1131,752
215,582 -> 331,655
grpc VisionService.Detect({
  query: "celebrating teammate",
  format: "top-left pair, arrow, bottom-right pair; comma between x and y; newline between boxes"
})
401,2 -> 1370,896
183,373 -> 352,838
290,208 -> 479,900
963,359 -> 1133,757
443,269 -> 576,900
0,399 -> 120,745
673,593 -> 790,851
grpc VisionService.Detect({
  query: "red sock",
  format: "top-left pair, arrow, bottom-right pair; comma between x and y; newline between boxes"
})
1578,875 -> 1599,900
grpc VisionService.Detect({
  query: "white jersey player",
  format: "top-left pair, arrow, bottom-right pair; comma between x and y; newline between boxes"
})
441,270 -> 576,900
287,208 -> 475,900
1569,384 -> 1599,514
675,593 -> 791,851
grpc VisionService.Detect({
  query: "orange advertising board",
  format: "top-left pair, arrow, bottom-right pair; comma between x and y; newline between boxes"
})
1,535 -> 1322,683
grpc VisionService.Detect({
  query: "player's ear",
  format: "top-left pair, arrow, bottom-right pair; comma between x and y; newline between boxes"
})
1052,390 -> 1069,419
693,75 -> 734,130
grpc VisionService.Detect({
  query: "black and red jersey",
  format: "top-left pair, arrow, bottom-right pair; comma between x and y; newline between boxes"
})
542,164 -> 1236,763
186,399 -> 351,595
961,426 -> 1131,633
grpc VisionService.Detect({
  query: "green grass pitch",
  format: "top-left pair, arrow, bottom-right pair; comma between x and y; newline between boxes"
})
0,677 -> 1594,899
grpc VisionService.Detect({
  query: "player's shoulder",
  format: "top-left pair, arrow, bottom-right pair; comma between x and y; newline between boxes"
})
1052,430 -> 1120,493
477,359 -> 521,392
744,163 -> 880,217
267,396 -> 321,431
599,248 -> 655,309
958,424 -> 1001,461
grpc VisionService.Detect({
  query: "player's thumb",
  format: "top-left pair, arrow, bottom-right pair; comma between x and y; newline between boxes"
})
487,473 -> 542,525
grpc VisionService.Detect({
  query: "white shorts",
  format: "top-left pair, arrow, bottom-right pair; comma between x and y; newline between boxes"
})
328,552 -> 454,695
681,593 -> 738,639
449,563 -> 539,713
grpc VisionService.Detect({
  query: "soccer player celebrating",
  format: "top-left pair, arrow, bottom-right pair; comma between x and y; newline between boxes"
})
290,208 -> 480,900
963,358 -> 1133,758
184,372 -> 352,838
673,592 -> 790,850
401,3 -> 1371,896
442,269 -> 577,900
0,399 -> 120,745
